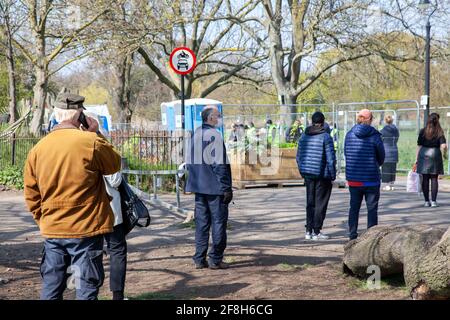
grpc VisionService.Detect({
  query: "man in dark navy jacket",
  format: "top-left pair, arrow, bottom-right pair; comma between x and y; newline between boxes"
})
344,109 -> 385,240
186,106 -> 233,269
296,112 -> 336,241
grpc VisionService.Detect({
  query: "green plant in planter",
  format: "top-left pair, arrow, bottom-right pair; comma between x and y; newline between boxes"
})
278,142 -> 297,149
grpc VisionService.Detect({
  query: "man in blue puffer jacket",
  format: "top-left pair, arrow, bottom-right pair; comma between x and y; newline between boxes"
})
344,109 -> 385,240
296,112 -> 336,241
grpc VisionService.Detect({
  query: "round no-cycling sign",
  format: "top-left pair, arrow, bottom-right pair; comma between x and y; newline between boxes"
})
169,47 -> 196,75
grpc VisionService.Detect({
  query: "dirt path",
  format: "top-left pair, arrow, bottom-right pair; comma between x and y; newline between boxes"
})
1,184 -> 448,300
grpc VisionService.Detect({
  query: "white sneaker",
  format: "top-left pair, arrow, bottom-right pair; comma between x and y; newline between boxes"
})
424,201 -> 431,207
312,232 -> 330,241
431,201 -> 439,207
383,185 -> 391,191
305,231 -> 312,240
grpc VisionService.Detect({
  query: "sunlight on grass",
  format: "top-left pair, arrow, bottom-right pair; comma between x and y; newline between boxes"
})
223,256 -> 236,263
277,262 -> 315,271
179,220 -> 196,229
129,292 -> 177,300
348,274 -> 407,291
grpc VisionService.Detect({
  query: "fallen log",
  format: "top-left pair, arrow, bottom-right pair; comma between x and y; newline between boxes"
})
343,225 -> 449,300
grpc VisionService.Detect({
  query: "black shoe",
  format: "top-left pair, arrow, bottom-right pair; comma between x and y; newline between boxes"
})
195,261 -> 209,269
112,291 -> 124,300
209,261 -> 229,270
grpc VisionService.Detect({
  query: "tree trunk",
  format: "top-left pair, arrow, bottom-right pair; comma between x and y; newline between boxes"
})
30,64 -> 48,135
110,53 -> 134,124
123,53 -> 133,123
280,94 -> 298,126
30,23 -> 48,136
3,13 -> 18,124
109,57 -> 126,124
343,225 -> 450,300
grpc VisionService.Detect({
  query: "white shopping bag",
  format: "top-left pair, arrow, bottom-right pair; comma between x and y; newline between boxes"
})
406,171 -> 421,193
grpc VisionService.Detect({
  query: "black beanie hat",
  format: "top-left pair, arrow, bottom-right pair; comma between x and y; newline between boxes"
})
311,111 -> 325,124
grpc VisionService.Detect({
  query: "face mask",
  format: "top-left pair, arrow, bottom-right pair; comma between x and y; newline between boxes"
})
216,118 -> 223,128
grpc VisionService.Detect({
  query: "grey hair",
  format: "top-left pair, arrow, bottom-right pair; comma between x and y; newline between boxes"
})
201,107 -> 215,123
54,108 -> 78,123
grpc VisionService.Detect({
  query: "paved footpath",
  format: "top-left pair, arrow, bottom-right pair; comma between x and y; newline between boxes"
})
1,179 -> 449,254
0,179 -> 448,299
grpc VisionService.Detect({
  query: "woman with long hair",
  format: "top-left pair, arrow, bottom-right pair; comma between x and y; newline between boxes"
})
415,113 -> 448,207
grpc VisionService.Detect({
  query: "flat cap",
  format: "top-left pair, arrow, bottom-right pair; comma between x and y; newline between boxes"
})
54,93 -> 86,110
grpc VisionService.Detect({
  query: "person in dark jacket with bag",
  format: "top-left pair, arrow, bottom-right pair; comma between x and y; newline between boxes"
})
415,112 -> 448,207
296,112 -> 336,241
380,115 -> 399,191
186,106 -> 233,270
344,109 -> 385,240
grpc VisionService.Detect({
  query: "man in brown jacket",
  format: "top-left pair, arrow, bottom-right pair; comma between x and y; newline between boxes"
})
24,93 -> 121,300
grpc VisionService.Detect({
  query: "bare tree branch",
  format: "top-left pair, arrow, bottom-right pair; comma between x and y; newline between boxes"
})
47,8 -> 109,63
138,46 -> 180,94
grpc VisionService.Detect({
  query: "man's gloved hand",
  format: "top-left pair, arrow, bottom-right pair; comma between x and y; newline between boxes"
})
223,191 -> 233,205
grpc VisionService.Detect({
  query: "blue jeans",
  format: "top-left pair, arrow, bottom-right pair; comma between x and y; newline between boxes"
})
348,186 -> 380,240
193,193 -> 229,265
40,236 -> 104,300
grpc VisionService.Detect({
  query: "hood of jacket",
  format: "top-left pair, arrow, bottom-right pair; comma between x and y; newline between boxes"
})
305,125 -> 326,136
352,124 -> 380,138
380,124 -> 398,136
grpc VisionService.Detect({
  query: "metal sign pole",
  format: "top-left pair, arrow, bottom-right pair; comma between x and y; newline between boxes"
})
168,46 -> 196,209
181,75 -> 185,131
180,74 -> 186,165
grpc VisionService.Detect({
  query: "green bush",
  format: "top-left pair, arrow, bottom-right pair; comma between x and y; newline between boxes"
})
0,165 -> 24,190
127,155 -> 177,171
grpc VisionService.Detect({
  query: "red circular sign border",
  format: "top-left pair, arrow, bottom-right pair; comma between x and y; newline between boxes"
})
169,47 -> 197,75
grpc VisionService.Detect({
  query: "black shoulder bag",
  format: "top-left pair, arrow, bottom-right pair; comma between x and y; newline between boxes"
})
119,180 -> 151,234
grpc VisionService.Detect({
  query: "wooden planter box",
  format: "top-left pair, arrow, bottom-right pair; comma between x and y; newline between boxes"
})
229,148 -> 303,189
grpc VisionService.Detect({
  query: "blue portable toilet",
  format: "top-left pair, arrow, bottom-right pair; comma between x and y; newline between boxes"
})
161,98 -> 223,135
84,105 -> 113,133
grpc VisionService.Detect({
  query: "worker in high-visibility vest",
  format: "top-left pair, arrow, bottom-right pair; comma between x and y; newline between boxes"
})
265,119 -> 277,147
286,119 -> 305,143
330,123 -> 339,151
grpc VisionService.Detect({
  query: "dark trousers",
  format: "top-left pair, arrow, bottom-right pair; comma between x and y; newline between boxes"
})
104,224 -> 127,294
193,193 -> 229,265
348,186 -> 380,240
305,178 -> 333,234
381,162 -> 397,183
40,235 -> 104,300
421,174 -> 438,202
